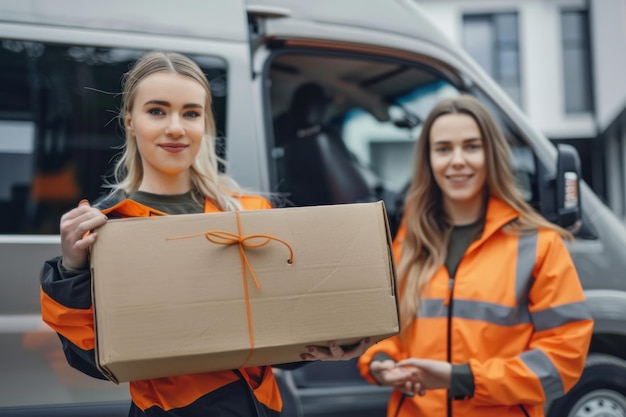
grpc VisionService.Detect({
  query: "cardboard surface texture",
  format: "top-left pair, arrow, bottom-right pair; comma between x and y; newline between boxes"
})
90,201 -> 399,383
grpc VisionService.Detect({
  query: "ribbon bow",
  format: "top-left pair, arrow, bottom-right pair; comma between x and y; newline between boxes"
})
166,211 -> 294,367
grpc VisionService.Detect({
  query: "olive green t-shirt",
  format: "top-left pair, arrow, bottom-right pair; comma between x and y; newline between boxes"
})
445,219 -> 484,278
129,190 -> 204,215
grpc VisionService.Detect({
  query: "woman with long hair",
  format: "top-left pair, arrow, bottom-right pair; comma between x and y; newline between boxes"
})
356,94 -> 593,417
40,51 -> 368,417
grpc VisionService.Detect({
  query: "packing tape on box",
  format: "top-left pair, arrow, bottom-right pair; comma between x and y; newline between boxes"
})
166,210 -> 294,367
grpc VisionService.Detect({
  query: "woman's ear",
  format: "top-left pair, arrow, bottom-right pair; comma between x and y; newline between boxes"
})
125,116 -> 134,134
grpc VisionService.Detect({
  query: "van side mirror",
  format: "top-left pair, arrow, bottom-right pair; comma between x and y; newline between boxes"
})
555,144 -> 582,230
535,143 -> 582,232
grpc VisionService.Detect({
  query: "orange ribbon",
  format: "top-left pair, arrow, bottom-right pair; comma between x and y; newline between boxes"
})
166,211 -> 294,367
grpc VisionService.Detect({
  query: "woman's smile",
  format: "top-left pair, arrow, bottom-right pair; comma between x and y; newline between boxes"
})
446,174 -> 474,183
159,142 -> 189,153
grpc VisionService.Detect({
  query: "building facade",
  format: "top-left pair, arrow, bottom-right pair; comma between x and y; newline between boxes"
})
417,0 -> 626,219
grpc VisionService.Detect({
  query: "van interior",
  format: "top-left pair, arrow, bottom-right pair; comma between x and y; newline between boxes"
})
266,50 -> 537,236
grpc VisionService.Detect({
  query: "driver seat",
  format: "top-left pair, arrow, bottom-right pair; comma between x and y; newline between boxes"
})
277,82 -> 375,207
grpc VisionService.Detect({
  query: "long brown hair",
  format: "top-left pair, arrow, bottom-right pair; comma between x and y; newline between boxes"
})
109,51 -> 242,211
396,94 -> 572,332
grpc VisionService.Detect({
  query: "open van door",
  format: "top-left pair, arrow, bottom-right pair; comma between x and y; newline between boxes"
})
0,1 -> 262,416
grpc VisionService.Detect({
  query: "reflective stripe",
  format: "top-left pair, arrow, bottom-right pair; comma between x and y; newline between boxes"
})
420,298 -> 531,325
520,349 -> 564,400
454,299 -> 531,325
421,298 -> 589,329
532,301 -> 592,331
420,298 -> 447,317
516,233 -> 537,304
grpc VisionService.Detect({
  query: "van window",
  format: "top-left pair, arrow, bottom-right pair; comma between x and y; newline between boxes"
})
267,52 -> 535,227
0,41 -> 227,235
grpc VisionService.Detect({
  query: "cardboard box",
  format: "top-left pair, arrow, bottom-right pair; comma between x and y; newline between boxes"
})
90,201 -> 399,383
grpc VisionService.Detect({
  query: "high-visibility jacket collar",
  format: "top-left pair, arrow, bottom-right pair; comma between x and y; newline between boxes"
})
466,196 -> 520,253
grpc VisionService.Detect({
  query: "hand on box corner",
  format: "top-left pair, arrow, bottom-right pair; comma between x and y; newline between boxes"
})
396,358 -> 452,393
371,359 -> 421,394
300,338 -> 372,361
60,199 -> 108,271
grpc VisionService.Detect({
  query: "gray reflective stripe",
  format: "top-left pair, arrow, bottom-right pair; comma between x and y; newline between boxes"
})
453,299 -> 531,325
419,298 -> 531,325
420,298 -> 588,329
420,298 -> 448,317
520,349 -> 564,400
516,233 -> 537,304
532,301 -> 592,331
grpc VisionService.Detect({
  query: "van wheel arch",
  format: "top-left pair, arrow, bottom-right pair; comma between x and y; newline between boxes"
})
547,353 -> 626,417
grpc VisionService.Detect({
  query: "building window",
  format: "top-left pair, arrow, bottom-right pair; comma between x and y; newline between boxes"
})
463,12 -> 522,107
561,10 -> 593,113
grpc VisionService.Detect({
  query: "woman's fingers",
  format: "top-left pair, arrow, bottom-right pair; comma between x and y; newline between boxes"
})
301,338 -> 372,361
60,201 -> 108,270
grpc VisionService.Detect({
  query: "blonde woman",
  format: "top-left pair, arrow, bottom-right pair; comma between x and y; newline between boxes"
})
40,51 -> 368,417
356,95 -> 593,417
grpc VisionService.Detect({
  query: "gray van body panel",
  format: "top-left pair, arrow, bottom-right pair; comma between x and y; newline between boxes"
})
0,0 -> 249,42
0,0 -> 259,410
585,290 -> 626,335
575,183 -> 626,293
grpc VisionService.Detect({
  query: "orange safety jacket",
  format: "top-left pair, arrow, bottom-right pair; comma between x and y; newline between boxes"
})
358,197 -> 593,417
40,191 -> 283,417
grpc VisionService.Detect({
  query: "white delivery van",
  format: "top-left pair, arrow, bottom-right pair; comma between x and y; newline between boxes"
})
1,1 -> 625,416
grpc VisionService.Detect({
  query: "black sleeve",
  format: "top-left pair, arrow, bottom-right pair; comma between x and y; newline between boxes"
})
59,334 -> 108,380
449,363 -> 475,399
40,257 -> 108,380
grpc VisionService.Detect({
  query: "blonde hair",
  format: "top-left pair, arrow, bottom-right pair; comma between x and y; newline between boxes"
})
108,51 -> 242,211
397,94 -> 572,332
